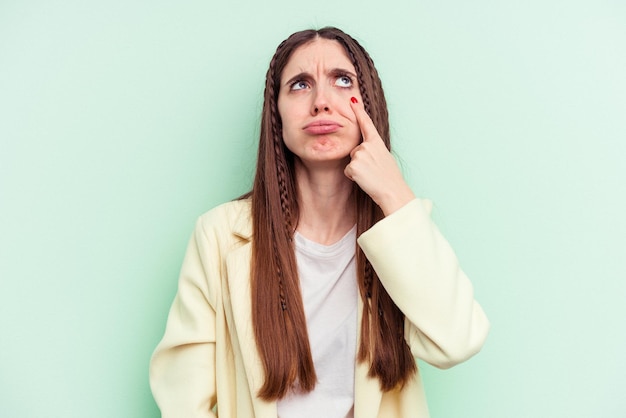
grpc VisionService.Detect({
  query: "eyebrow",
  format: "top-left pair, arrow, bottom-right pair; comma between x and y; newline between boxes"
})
283,68 -> 358,87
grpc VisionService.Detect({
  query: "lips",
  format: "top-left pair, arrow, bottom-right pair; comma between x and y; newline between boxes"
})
302,120 -> 342,135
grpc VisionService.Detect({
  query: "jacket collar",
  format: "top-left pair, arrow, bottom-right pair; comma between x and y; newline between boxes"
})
231,198 -> 253,241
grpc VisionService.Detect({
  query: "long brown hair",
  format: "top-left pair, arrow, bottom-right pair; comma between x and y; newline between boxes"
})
249,27 -> 416,401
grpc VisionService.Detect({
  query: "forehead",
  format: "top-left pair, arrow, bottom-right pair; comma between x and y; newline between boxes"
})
281,38 -> 356,80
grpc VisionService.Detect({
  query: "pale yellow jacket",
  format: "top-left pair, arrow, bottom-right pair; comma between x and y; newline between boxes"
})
150,198 -> 490,417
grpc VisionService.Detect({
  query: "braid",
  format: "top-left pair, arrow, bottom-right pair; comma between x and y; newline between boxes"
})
274,134 -> 293,235
364,261 -> 374,299
354,59 -> 373,116
272,111 -> 291,312
274,239 -> 288,311
329,29 -> 413,390
269,39 -> 296,236
336,37 -> 370,110
252,27 -> 412,400
271,45 -> 294,312
268,45 -> 294,311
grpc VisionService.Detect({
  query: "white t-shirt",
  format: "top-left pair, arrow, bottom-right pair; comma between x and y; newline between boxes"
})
277,226 -> 358,418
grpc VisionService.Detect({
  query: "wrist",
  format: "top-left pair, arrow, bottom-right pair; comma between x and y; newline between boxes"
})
378,186 -> 415,216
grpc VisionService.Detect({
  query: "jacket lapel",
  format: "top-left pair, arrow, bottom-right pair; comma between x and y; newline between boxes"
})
225,205 -> 277,417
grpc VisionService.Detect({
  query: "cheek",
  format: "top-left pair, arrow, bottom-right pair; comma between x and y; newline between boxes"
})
277,102 -> 291,133
280,116 -> 296,137
280,120 -> 299,153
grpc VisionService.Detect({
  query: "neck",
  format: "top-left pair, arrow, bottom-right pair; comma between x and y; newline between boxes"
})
294,160 -> 356,245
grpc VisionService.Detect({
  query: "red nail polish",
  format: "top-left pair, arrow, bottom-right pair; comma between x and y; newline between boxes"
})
351,97 -> 358,104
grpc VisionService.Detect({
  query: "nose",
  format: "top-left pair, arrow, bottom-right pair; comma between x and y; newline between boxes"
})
313,104 -> 330,114
311,86 -> 331,115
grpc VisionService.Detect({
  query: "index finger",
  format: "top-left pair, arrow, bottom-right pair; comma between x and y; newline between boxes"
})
349,96 -> 380,142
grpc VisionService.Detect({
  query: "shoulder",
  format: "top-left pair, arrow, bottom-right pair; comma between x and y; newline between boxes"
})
196,198 -> 252,241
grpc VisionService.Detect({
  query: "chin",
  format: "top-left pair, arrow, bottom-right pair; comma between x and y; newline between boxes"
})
298,153 -> 351,169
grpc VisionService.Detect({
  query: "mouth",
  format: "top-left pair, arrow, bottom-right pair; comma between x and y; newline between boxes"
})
302,120 -> 342,135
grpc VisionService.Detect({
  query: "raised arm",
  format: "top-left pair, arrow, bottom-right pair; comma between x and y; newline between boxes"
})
357,199 -> 490,369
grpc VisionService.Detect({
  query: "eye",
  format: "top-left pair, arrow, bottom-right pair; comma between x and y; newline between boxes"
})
335,75 -> 353,88
290,80 -> 310,91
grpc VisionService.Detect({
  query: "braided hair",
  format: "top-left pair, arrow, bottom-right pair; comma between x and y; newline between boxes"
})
250,27 -> 416,400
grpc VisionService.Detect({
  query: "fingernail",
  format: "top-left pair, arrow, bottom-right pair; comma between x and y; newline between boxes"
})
351,97 -> 358,104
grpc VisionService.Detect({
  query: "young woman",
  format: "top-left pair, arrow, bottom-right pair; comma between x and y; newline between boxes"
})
150,27 -> 489,418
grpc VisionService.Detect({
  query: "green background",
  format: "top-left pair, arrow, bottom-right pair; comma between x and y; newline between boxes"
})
1,0 -> 625,417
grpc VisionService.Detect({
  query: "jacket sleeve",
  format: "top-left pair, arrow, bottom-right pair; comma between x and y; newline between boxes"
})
149,217 -> 218,417
357,198 -> 490,369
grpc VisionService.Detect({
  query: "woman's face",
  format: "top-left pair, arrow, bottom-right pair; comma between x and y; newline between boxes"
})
277,38 -> 363,168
